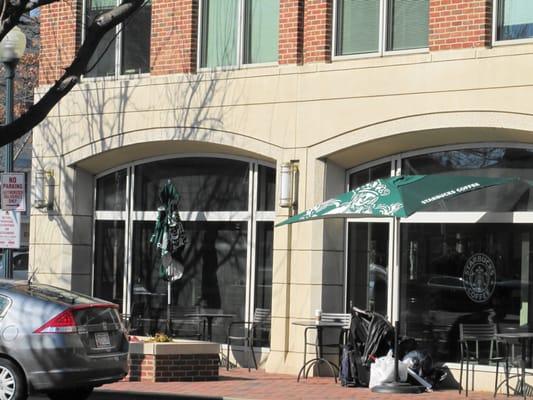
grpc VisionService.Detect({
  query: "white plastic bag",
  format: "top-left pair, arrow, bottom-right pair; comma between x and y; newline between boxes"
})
369,350 -> 408,389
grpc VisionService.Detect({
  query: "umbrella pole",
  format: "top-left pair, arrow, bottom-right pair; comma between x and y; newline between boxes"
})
167,280 -> 171,336
371,321 -> 425,393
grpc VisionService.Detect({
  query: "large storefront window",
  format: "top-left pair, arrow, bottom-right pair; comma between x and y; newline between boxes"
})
96,169 -> 127,211
131,221 -> 247,343
346,145 -> 533,366
94,157 -> 274,346
134,158 -> 249,211
402,147 -> 533,211
400,223 -> 533,364
93,220 -> 125,308
349,162 -> 390,189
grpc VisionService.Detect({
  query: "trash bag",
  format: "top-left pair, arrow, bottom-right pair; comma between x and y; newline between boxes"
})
369,350 -> 408,389
402,350 -> 433,378
397,337 -> 417,360
402,350 -> 448,389
362,313 -> 394,364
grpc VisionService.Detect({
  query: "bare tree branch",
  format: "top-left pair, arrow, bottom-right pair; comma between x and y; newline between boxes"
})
0,0 -> 58,42
0,0 -> 144,146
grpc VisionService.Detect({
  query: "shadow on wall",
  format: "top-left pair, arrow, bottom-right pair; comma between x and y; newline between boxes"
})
31,45 -> 244,295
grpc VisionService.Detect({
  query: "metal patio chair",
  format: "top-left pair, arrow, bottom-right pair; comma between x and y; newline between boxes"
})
459,323 -> 506,397
303,312 -> 352,367
226,308 -> 271,371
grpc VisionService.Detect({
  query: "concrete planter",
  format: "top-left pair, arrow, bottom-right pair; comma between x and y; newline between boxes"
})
126,338 -> 220,382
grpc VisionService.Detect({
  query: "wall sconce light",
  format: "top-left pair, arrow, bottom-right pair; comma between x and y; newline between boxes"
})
279,161 -> 298,209
33,169 -> 54,210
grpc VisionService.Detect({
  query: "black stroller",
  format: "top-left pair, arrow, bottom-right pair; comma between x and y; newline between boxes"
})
339,307 -> 394,387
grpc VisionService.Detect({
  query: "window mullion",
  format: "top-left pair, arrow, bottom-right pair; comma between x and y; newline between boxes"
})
380,0 -> 387,54
197,0 -> 204,70
238,0 -> 245,66
115,0 -> 121,76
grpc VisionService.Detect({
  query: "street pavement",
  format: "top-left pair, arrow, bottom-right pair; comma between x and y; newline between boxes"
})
30,392 -> 221,400
27,367 -> 509,400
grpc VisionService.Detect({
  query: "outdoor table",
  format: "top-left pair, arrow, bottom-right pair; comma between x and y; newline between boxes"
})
495,332 -> 533,399
184,313 -> 235,341
292,320 -> 346,383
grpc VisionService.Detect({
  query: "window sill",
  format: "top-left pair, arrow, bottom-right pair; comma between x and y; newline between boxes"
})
492,37 -> 533,47
332,47 -> 429,62
197,62 -> 278,73
81,72 -> 151,82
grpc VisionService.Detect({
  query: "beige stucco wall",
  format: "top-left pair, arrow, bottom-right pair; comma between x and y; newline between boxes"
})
31,42 -> 533,381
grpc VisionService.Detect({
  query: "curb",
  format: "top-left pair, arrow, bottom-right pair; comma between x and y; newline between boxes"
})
95,389 -> 226,400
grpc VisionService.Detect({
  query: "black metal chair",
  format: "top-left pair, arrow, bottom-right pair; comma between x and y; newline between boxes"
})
458,323 -> 506,397
169,308 -> 204,340
303,312 -> 352,367
226,308 -> 271,371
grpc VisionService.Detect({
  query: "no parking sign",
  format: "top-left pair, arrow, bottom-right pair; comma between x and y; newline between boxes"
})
1,173 -> 25,212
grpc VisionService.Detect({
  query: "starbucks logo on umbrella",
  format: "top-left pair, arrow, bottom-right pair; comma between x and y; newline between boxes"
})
348,180 -> 401,215
462,253 -> 496,303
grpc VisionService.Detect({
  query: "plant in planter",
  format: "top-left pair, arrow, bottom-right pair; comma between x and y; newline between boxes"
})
144,332 -> 171,343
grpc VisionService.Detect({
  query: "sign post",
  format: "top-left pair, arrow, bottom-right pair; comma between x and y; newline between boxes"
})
0,173 -> 25,279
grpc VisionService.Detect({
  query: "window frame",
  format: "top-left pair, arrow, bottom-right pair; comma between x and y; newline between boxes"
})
197,0 -> 279,71
345,141 -> 533,324
92,154 -> 275,346
492,0 -> 533,46
81,0 -> 152,80
332,0 -> 429,61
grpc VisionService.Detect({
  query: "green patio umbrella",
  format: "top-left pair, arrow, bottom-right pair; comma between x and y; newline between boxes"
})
277,174 -> 528,393
276,175 -> 525,227
150,180 -> 187,334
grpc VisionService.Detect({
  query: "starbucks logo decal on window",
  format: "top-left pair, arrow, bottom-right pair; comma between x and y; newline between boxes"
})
462,253 -> 496,303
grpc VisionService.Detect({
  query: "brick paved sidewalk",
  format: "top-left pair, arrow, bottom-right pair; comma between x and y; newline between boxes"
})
98,368 -> 512,400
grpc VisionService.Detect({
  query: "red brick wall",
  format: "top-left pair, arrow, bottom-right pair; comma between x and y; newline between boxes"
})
39,1 -> 81,85
303,0 -> 332,64
127,353 -> 219,382
38,0 -> 496,83
279,0 -> 303,65
429,0 -> 492,51
151,0 -> 198,75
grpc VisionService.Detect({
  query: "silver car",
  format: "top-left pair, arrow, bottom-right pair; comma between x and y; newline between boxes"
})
0,280 -> 128,400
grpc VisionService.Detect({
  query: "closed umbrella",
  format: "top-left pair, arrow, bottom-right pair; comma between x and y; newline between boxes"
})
150,180 -> 187,335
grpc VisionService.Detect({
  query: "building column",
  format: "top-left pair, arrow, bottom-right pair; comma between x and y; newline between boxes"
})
266,156 -> 345,375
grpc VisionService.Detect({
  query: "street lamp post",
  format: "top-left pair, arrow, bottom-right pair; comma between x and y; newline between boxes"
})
0,27 -> 26,279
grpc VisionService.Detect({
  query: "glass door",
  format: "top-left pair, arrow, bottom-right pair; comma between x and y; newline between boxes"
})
346,220 -> 393,318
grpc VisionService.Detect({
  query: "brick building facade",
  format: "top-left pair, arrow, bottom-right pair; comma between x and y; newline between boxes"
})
39,0 -> 498,83
34,0 -> 533,388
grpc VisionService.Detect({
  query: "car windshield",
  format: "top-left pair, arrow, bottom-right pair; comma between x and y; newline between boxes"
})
14,284 -> 100,306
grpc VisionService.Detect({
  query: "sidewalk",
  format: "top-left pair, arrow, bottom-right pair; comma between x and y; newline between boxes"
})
99,368 -> 507,400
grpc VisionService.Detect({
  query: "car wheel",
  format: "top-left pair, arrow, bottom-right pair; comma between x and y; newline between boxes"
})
0,358 -> 26,400
47,387 -> 93,400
